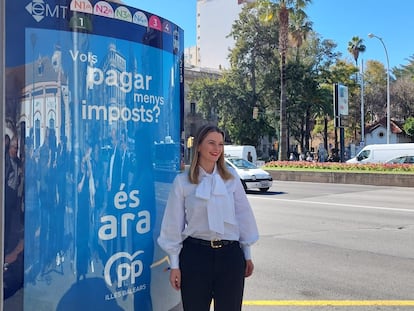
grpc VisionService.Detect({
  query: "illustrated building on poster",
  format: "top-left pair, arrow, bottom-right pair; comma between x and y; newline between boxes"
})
19,45 -> 69,150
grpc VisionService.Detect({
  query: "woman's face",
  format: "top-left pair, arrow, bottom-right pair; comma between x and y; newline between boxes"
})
198,131 -> 224,166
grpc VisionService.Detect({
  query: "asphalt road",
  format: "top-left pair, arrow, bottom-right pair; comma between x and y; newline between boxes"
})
3,181 -> 413,311
242,181 -> 414,311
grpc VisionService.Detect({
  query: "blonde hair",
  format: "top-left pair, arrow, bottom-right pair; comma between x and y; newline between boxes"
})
188,125 -> 233,184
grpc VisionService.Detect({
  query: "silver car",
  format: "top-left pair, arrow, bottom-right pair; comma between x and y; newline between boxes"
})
386,155 -> 414,164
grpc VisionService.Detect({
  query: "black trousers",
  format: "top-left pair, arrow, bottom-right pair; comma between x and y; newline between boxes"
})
179,238 -> 246,311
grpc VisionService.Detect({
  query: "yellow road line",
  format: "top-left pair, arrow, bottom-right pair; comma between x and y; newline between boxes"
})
243,300 -> 414,306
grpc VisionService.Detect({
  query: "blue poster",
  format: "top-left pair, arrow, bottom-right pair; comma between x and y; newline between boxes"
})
4,1 -> 184,310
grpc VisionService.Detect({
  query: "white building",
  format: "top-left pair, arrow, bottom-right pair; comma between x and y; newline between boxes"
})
192,0 -> 255,70
184,46 -> 198,67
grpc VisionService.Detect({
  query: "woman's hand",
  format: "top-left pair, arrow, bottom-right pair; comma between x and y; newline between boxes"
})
245,259 -> 254,277
169,268 -> 181,290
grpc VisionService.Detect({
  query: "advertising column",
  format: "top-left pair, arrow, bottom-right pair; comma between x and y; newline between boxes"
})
3,1 -> 184,310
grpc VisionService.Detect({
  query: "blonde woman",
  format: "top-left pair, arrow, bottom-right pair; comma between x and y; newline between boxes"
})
158,124 -> 259,311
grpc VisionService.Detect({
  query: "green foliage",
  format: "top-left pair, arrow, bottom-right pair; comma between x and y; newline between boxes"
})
347,36 -> 366,65
393,54 -> 414,80
403,117 -> 414,137
189,3 -> 281,146
188,0 -> 414,153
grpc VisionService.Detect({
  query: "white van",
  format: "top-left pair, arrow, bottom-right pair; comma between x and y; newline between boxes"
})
346,143 -> 414,164
224,145 -> 257,164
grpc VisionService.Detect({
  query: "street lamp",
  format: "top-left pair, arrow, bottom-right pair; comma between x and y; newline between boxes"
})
368,33 -> 390,144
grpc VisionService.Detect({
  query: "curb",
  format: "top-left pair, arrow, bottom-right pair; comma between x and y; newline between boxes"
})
266,170 -> 414,188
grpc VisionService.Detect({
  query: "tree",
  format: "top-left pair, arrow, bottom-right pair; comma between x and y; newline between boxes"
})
285,33 -> 341,153
393,56 -> 414,120
189,4 -> 279,146
393,54 -> 414,80
347,36 -> 366,141
308,38 -> 341,150
347,36 -> 366,66
258,0 -> 312,160
403,117 -> 414,138
190,1 -> 353,154
317,60 -> 359,146
363,60 -> 389,122
289,8 -> 313,64
392,77 -> 414,120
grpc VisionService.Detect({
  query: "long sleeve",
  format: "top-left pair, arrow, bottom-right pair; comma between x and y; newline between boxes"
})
157,176 -> 186,269
233,175 -> 259,260
158,167 -> 259,267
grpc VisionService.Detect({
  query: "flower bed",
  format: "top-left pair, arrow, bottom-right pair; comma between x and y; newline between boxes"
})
264,161 -> 414,173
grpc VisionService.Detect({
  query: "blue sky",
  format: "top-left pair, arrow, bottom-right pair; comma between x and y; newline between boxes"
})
124,0 -> 414,69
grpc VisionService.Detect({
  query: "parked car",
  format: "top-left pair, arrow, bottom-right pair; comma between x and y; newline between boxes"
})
225,157 -> 273,192
385,155 -> 414,164
346,143 -> 414,164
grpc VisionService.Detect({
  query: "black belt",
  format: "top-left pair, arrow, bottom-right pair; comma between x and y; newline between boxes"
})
185,236 -> 237,249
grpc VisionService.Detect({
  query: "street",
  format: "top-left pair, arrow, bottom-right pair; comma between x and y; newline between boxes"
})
242,181 -> 414,310
3,181 -> 413,311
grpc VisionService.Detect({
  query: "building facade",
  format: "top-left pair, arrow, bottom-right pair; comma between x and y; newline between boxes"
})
191,0 -> 255,69
182,65 -> 222,162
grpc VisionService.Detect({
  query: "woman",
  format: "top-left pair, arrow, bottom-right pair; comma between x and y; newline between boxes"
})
158,125 -> 259,311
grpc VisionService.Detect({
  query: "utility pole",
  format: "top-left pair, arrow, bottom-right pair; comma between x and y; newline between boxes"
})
360,59 -> 365,146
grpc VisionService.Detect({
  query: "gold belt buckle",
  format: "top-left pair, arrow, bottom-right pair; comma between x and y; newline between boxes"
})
210,239 -> 222,248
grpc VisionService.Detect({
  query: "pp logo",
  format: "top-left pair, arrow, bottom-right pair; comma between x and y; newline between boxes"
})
26,0 -> 68,22
104,251 -> 144,288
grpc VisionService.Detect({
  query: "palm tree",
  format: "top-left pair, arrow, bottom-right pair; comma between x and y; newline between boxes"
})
347,36 -> 366,66
260,0 -> 312,160
348,36 -> 366,141
289,10 -> 313,61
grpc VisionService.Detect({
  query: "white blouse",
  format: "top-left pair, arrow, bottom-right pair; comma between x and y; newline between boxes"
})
157,165 -> 259,269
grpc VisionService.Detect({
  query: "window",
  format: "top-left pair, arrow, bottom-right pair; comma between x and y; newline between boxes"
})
357,150 -> 370,161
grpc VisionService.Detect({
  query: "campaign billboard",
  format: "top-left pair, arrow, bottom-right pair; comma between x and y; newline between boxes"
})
3,1 -> 184,310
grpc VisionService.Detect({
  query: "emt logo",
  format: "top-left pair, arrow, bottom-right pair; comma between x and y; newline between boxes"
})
26,0 -> 68,22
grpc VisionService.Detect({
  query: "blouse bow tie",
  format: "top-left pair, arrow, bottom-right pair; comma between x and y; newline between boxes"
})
195,172 -> 236,234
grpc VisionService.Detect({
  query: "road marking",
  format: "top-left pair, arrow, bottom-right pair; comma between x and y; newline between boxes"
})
242,300 -> 414,306
245,197 -> 413,308
249,196 -> 414,213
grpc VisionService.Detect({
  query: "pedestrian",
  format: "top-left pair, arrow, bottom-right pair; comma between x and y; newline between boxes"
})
317,144 -> 327,163
158,124 -> 259,311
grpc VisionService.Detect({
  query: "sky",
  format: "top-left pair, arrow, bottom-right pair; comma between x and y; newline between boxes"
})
123,0 -> 414,69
